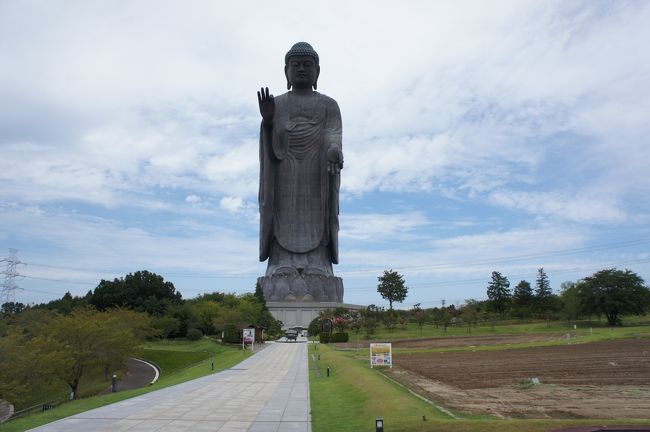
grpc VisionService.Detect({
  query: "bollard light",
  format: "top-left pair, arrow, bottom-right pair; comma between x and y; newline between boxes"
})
375,418 -> 384,432
111,374 -> 117,393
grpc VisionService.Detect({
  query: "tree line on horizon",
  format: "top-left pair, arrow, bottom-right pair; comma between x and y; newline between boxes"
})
309,267 -> 650,341
485,267 -> 650,326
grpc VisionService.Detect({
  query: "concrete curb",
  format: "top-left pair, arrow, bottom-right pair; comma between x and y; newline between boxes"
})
133,357 -> 160,384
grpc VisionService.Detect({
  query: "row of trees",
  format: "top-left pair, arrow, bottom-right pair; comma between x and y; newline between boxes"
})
308,267 -> 649,341
486,267 -> 650,325
486,268 -> 557,318
309,302 -> 479,340
3,271 -> 282,340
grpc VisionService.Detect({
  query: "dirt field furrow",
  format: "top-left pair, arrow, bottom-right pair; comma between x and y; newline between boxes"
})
389,336 -> 650,419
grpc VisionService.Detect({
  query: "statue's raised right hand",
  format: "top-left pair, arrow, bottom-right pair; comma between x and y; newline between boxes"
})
257,87 -> 275,128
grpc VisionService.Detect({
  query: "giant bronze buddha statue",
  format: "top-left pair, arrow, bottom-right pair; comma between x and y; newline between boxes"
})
257,42 -> 344,302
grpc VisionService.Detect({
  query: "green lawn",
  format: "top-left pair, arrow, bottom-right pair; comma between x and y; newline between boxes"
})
0,338 -> 250,432
392,324 -> 650,355
363,315 -> 650,341
141,349 -> 209,375
309,335 -> 650,432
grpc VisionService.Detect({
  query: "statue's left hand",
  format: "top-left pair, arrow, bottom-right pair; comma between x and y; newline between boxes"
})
327,145 -> 343,174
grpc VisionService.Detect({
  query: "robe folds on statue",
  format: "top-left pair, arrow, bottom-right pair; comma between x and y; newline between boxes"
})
259,91 -> 342,277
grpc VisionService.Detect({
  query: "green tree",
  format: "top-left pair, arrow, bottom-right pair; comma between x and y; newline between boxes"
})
534,268 -> 553,312
307,317 -> 321,337
0,327 -> 69,409
152,315 -> 181,338
577,268 -> 650,326
461,299 -> 481,332
560,281 -> 580,321
377,269 -> 408,311
348,311 -> 363,346
247,288 -> 283,337
51,307 -> 146,399
486,271 -> 511,314
512,280 -> 533,307
411,303 -> 426,334
90,270 -> 182,315
187,300 -> 220,335
436,307 -> 452,332
1,301 -> 26,315
512,280 -> 534,318
254,281 -> 267,309
35,291 -> 88,314
361,305 -> 380,337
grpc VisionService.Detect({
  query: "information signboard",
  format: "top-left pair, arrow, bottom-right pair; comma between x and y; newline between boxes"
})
370,343 -> 392,368
242,328 -> 255,352
243,328 -> 255,343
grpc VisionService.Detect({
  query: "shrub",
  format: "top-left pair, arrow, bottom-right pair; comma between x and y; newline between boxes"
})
319,333 -> 330,344
308,317 -> 321,336
331,332 -> 349,343
186,328 -> 203,341
223,324 -> 240,344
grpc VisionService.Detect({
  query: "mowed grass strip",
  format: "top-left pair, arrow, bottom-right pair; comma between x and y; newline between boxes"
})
309,344 -> 650,432
0,339 -> 250,432
309,343 -> 453,432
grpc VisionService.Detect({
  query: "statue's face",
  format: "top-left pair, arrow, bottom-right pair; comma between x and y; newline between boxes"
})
285,55 -> 319,90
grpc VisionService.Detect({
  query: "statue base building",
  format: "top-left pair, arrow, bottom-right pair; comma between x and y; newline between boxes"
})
267,301 -> 363,330
260,274 -> 360,329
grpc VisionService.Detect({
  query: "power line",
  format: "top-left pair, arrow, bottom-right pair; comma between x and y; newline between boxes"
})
342,257 -> 650,292
21,238 -> 650,280
22,274 -> 97,285
338,238 -> 650,276
13,238 -> 650,302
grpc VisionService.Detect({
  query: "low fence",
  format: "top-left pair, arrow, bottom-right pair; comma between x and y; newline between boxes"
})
4,397 -> 67,423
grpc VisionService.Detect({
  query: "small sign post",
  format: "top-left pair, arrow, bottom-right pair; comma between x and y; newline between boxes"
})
370,343 -> 392,369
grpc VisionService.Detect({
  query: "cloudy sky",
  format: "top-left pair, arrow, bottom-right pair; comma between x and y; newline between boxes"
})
1,1 -> 649,309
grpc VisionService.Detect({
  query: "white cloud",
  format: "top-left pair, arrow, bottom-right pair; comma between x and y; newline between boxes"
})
0,203 -> 263,296
185,195 -> 202,205
219,196 -> 245,213
487,190 -> 627,224
340,212 -> 430,241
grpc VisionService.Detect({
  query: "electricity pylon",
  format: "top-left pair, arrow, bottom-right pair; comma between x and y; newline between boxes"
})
1,249 -> 23,306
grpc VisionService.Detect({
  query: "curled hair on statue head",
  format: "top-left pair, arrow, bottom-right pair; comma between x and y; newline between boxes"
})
284,42 -> 319,66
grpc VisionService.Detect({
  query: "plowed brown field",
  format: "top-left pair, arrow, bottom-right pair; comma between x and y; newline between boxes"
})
397,338 -> 650,388
387,337 -> 650,419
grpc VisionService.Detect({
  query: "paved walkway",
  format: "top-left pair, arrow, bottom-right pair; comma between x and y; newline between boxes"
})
28,343 -> 310,432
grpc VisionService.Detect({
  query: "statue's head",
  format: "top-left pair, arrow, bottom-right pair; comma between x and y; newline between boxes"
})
284,42 -> 320,90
